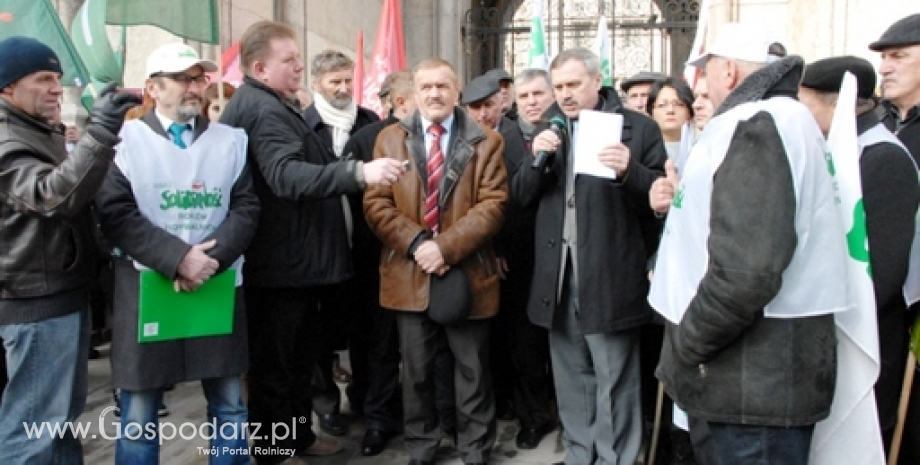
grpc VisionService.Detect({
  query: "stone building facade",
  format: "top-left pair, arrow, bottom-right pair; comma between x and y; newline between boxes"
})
50,0 -> 917,123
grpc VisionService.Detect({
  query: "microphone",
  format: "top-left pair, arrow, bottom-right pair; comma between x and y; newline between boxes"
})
531,115 -> 567,170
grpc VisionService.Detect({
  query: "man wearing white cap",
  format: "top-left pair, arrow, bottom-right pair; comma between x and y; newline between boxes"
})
95,42 -> 259,464
649,23 -> 851,464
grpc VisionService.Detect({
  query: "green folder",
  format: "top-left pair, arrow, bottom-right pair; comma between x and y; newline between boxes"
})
137,269 -> 236,343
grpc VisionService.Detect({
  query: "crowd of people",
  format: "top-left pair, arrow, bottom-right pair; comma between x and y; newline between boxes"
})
0,11 -> 918,465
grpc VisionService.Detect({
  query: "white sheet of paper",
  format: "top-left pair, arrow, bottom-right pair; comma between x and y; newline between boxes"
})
573,109 -> 623,180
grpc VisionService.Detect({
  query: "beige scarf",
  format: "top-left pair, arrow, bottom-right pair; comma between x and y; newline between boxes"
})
313,92 -> 357,157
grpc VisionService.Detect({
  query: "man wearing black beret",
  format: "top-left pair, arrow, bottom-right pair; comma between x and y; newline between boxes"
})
0,36 -> 139,463
799,55 -> 920,462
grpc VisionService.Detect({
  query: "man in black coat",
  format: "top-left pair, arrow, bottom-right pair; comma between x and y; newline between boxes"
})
514,48 -> 666,464
465,71 -> 557,450
799,54 -> 920,460
302,48 -> 382,438
219,21 -> 403,465
869,14 -> 920,463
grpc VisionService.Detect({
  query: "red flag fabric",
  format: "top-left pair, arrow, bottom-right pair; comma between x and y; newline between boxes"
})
363,0 -> 406,116
355,30 -> 365,105
206,41 -> 243,87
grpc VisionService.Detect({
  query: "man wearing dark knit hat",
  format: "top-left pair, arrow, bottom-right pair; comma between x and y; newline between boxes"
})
799,55 -> 920,462
0,36 -> 139,463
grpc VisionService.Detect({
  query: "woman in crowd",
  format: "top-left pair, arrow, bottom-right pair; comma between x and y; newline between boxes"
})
646,77 -> 696,167
202,82 -> 236,121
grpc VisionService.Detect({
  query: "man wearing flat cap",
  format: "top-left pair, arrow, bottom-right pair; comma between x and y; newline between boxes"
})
464,73 -> 555,448
799,55 -> 920,461
463,75 -> 504,131
870,17 -> 920,462
0,36 -> 140,463
485,68 -> 518,119
871,13 -> 920,167
620,70 -> 667,114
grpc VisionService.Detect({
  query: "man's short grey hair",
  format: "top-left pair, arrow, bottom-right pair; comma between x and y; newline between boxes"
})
814,91 -> 874,111
311,49 -> 354,77
550,48 -> 601,76
515,68 -> 552,88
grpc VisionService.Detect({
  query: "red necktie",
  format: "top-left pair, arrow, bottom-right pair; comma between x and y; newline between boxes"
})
425,123 -> 445,234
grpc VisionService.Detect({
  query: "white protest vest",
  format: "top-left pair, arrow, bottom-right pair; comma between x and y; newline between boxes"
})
115,120 -> 248,286
649,97 -> 853,323
858,124 -> 920,305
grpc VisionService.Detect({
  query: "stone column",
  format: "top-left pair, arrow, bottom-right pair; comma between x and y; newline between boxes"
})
437,0 -> 465,75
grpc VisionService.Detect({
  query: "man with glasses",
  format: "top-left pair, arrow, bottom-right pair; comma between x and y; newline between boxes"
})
95,42 -> 259,464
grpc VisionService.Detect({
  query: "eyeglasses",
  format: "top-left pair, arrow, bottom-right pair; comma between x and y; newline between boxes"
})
654,100 -> 688,110
156,72 -> 210,86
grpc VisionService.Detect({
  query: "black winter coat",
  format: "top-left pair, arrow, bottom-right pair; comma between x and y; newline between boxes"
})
495,116 -> 537,301
220,77 -> 363,287
514,87 -> 666,334
857,111 -> 920,431
342,114 -> 397,280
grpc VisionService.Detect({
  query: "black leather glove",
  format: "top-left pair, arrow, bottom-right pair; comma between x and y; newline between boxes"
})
89,82 -> 141,136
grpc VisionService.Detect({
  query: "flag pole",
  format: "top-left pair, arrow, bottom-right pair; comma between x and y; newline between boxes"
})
889,349 -> 917,464
647,381 -> 665,465
216,0 -> 225,108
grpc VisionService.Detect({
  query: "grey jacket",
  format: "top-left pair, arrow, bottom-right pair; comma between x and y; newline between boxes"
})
656,56 -> 838,427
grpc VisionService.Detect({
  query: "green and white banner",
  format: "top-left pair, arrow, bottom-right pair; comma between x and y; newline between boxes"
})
527,0 -> 548,70
592,15 -> 612,86
810,71 -> 884,465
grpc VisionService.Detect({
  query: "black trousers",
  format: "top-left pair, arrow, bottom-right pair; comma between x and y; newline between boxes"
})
245,286 -> 323,464
490,277 -> 553,429
311,279 -> 361,416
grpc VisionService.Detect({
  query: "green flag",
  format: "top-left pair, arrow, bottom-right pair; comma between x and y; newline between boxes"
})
0,0 -> 91,87
72,0 -> 125,111
106,0 -> 218,44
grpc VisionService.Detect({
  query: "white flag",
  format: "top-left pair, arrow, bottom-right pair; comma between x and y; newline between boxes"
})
809,72 -> 885,465
592,15 -> 612,86
683,0 -> 711,88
